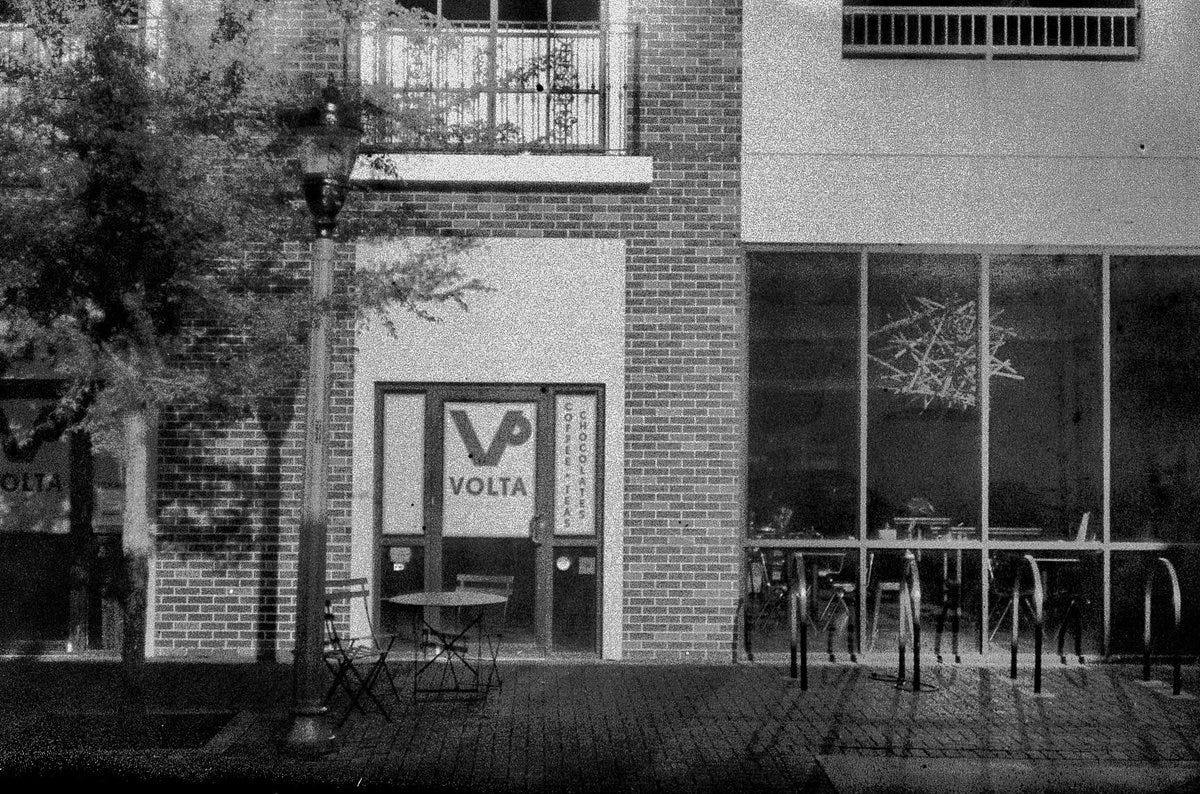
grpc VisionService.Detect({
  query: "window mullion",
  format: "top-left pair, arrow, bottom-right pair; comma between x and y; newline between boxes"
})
857,249 -> 869,656
1101,252 -> 1112,656
978,252 -> 991,655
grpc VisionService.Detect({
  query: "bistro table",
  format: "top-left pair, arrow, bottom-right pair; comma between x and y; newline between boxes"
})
388,590 -> 509,699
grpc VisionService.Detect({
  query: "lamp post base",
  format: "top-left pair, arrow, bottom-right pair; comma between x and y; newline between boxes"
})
283,706 -> 338,757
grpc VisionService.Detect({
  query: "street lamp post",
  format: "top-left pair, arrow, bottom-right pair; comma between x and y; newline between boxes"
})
284,81 -> 362,757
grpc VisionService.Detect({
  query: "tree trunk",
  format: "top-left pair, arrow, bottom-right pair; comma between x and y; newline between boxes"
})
118,409 -> 156,718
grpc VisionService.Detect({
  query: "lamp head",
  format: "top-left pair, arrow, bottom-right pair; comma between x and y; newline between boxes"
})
296,80 -> 363,237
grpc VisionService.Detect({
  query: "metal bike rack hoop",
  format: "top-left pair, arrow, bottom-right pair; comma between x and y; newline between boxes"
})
788,551 -> 811,690
898,551 -> 923,692
1143,556 -> 1183,696
1010,554 -> 1045,693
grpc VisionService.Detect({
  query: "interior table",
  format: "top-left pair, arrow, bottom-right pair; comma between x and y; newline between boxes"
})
388,590 -> 509,700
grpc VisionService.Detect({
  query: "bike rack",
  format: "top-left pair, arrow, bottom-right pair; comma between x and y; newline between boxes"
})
1009,554 -> 1045,693
788,551 -> 810,689
897,551 -> 923,692
1143,557 -> 1183,696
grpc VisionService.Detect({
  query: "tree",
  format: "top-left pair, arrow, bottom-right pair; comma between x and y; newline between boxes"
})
0,0 -> 486,714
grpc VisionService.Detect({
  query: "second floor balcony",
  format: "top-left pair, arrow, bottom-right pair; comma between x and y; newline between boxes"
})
359,20 -> 638,155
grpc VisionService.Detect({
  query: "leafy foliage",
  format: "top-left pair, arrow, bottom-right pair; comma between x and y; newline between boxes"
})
0,0 -> 487,452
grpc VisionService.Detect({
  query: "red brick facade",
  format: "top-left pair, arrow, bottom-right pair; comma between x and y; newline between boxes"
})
151,0 -> 743,660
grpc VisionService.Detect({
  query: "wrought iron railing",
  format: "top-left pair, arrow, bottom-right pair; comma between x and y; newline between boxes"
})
842,6 -> 1140,59
360,21 -> 638,154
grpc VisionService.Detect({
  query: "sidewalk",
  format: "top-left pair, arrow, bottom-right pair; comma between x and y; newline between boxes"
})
0,658 -> 1197,791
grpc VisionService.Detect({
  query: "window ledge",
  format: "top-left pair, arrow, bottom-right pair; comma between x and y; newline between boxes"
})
351,153 -> 653,188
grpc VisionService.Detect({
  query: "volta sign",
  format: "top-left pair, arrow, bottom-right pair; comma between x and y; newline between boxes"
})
442,402 -> 537,537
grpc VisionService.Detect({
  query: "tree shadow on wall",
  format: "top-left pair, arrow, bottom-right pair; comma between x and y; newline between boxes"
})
155,396 -> 310,663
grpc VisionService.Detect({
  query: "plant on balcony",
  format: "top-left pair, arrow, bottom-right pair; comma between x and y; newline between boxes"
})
356,3 -> 526,151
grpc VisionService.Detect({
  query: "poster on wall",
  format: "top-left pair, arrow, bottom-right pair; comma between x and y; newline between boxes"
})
442,402 -> 537,537
0,400 -> 71,534
554,394 -> 596,536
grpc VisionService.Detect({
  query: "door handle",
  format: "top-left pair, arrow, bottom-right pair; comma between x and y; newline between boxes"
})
529,513 -> 549,546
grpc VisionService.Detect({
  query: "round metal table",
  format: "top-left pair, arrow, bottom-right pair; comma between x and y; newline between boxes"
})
388,590 -> 509,699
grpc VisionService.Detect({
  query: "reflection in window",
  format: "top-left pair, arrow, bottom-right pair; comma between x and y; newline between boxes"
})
866,550 -> 979,659
379,544 -> 425,639
868,254 -> 979,537
987,551 -> 1100,658
552,547 -> 597,652
1110,551 -> 1199,656
748,254 -> 858,540
1112,257 -> 1200,542
744,547 -> 861,656
989,256 -> 1101,537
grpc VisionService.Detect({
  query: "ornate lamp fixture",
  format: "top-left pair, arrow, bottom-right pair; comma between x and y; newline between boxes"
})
296,80 -> 363,237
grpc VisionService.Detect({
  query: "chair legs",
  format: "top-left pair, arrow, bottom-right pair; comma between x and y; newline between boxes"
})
324,649 -> 399,726
934,578 -> 961,663
823,590 -> 857,663
1056,596 -> 1086,665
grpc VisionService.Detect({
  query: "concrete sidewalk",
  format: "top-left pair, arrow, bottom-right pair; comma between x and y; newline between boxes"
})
0,658 -> 1197,791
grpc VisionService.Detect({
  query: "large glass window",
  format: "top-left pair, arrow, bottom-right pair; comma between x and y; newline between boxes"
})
989,256 -> 1102,536
1111,256 -> 1200,542
748,254 -> 858,541
748,251 -> 1200,661
868,254 -> 979,538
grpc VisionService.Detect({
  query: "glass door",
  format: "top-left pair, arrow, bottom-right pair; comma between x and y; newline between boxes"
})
377,383 -> 603,655
437,397 -> 546,646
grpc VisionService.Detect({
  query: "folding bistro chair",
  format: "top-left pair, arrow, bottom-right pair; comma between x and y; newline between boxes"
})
454,573 -> 514,690
323,577 -> 401,726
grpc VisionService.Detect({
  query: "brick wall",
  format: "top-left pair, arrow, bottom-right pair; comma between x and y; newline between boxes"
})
154,245 -> 358,659
152,0 -> 743,660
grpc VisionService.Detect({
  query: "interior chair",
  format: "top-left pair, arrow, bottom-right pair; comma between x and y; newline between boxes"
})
985,555 -> 1038,647
866,552 -> 903,653
323,577 -> 401,726
1053,512 -> 1092,663
454,573 -> 514,690
746,550 -> 789,626
1072,511 -> 1092,543
933,551 -> 963,663
814,553 -> 857,662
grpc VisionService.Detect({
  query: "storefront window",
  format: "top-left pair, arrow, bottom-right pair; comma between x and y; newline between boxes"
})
1111,256 -> 1200,542
747,253 -> 858,540
989,256 -> 1102,537
747,250 -> 1200,660
868,254 -> 979,538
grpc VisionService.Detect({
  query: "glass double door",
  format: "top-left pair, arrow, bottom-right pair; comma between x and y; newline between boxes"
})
378,383 -> 603,654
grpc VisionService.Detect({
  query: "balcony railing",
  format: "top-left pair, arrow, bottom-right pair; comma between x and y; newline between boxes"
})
842,6 -> 1140,60
360,21 -> 638,155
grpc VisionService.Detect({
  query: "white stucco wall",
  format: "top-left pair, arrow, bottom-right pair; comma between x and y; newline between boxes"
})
349,237 -> 626,659
744,1 -> 1200,247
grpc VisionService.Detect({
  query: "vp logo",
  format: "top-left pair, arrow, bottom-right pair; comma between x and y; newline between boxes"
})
450,409 -> 532,467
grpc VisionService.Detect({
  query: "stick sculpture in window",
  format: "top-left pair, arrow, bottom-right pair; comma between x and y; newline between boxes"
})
869,295 -> 1022,411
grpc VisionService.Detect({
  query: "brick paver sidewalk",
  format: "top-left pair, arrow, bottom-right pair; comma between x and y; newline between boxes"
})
0,659 -> 1198,791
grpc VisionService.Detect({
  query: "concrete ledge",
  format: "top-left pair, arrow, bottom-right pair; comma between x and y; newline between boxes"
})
352,153 -> 653,188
